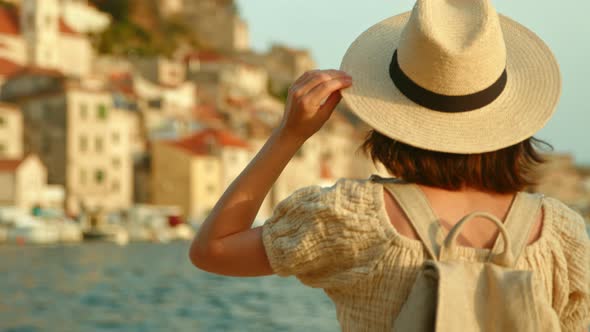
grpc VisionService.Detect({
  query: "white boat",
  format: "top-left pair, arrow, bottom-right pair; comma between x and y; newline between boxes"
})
7,218 -> 60,245
173,223 -> 195,241
57,221 -> 83,243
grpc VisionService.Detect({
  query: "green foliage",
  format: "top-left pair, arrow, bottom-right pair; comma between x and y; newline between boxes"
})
89,0 -> 130,21
0,0 -> 16,9
267,80 -> 289,104
89,0 -> 199,57
91,21 -> 152,56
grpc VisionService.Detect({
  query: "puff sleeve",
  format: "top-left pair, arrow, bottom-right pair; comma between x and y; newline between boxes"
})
261,178 -> 391,289
552,200 -> 590,332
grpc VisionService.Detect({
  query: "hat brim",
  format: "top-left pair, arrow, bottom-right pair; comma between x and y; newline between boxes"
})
340,12 -> 561,154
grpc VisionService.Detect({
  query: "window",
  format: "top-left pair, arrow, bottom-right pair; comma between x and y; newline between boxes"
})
97,104 -> 108,120
112,180 -> 120,193
148,99 -> 162,109
80,169 -> 87,185
27,14 -> 34,28
45,15 -> 53,29
95,137 -> 103,153
0,116 -> 5,126
112,132 -> 120,144
42,139 -> 51,154
95,170 -> 105,184
0,143 -> 5,155
79,136 -> 88,152
112,158 -> 121,168
80,103 -> 88,120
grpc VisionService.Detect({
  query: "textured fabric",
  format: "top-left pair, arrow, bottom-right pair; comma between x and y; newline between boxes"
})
387,182 -> 560,331
261,178 -> 590,332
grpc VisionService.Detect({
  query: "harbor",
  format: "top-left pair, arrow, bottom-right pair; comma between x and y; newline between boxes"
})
0,242 -> 339,332
0,205 -> 199,246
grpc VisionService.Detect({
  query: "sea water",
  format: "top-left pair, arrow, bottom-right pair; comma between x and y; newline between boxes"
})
0,242 -> 339,332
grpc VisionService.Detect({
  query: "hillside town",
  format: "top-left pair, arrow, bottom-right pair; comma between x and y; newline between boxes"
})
0,0 -> 588,246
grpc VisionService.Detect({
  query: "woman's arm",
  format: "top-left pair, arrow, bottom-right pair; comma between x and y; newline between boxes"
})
189,70 -> 352,277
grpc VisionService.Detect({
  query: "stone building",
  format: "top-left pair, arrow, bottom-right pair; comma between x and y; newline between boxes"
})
185,51 -> 267,108
0,70 -> 133,215
132,57 -> 186,88
59,0 -> 111,34
0,102 -> 23,159
0,0 -> 94,79
0,154 -> 47,211
152,128 -> 251,220
185,51 -> 231,105
132,73 -> 196,121
272,134 -> 322,204
160,0 -> 249,52
264,44 -> 316,97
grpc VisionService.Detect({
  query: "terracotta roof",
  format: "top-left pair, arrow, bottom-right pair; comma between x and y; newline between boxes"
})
0,158 -> 25,172
0,6 -> 19,35
5,66 -> 64,80
0,57 -> 23,77
0,7 -> 79,36
193,104 -> 224,121
0,102 -> 19,111
109,72 -> 136,97
226,97 -> 250,109
169,128 -> 250,155
184,51 -> 228,63
59,18 -> 79,36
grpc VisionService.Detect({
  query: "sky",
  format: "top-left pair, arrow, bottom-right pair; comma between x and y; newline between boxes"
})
236,0 -> 590,165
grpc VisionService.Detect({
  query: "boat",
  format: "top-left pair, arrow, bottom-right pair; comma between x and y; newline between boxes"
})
83,224 -> 129,246
7,218 -> 60,245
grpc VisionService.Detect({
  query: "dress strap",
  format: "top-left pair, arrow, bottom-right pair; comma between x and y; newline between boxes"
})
371,175 -> 441,261
489,192 -> 543,266
370,175 -> 544,265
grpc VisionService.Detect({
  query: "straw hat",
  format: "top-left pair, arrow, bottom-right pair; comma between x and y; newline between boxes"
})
340,0 -> 561,154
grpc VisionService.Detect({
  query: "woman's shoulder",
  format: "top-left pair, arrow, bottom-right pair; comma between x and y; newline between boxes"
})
541,195 -> 587,239
541,197 -> 590,330
261,176 -> 393,288
278,176 -> 383,212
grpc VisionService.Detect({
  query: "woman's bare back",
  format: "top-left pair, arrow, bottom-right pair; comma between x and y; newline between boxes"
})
383,185 -> 544,249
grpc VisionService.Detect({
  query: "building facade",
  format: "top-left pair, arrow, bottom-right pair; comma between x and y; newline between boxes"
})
0,102 -> 23,159
1,71 -> 133,215
161,0 -> 249,52
0,154 -> 47,211
152,128 -> 251,220
0,0 -> 94,80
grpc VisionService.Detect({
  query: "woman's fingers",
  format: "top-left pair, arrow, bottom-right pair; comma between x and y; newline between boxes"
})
279,70 -> 353,141
319,91 -> 343,114
302,76 -> 352,108
290,70 -> 350,98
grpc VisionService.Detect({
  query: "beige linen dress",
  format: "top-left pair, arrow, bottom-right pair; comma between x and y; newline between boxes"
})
262,177 -> 590,332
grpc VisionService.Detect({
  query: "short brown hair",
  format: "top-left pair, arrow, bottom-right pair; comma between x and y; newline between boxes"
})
361,130 -> 552,193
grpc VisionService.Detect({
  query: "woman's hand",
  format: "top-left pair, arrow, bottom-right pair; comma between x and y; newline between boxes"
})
278,70 -> 352,143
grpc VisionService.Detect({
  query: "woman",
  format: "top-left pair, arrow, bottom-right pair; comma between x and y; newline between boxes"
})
189,0 -> 589,330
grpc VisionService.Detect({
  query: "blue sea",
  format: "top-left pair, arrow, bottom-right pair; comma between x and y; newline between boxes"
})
0,243 -> 339,332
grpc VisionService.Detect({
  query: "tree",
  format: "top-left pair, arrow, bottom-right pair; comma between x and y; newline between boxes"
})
89,0 -> 130,21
